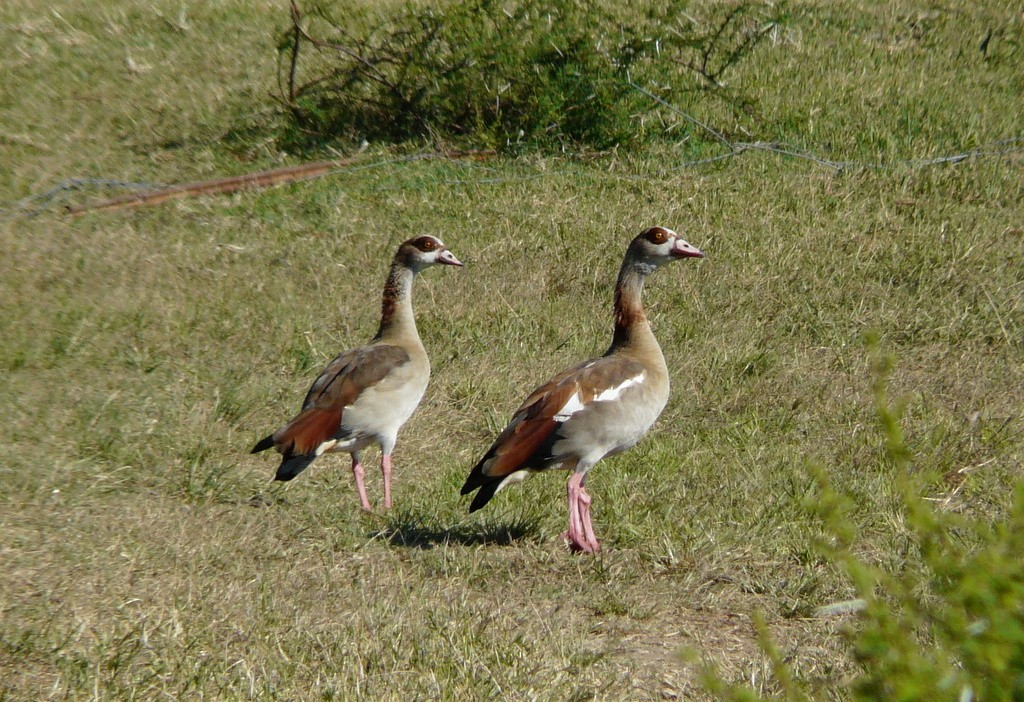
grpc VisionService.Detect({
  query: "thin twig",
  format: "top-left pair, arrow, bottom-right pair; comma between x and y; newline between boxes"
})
288,0 -> 302,102
626,79 -> 734,149
290,12 -> 397,93
701,4 -> 747,79
717,18 -> 776,82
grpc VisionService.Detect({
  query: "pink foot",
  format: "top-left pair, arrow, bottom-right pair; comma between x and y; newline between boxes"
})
562,532 -> 597,554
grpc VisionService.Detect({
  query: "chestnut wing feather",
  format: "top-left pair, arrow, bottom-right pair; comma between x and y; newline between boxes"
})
254,344 -> 411,472
302,344 -> 411,411
461,355 -> 644,499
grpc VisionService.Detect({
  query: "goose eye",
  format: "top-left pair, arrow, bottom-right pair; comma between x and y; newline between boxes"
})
647,228 -> 668,245
417,237 -> 437,251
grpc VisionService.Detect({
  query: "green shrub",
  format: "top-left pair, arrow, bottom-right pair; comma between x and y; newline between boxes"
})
699,341 -> 1024,701
275,0 -> 783,151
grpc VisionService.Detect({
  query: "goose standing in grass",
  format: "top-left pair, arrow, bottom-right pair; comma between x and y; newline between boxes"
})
252,236 -> 462,510
460,227 -> 703,553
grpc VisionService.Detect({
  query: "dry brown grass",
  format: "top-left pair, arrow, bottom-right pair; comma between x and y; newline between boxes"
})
2,0 -> 1022,699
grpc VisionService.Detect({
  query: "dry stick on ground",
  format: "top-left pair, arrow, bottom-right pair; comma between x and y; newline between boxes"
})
65,149 -> 495,216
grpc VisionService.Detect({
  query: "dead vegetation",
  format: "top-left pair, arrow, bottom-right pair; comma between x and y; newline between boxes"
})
1,0 -> 1023,699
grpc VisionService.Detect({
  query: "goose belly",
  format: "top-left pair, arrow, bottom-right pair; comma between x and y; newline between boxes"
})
552,382 -> 669,465
340,363 -> 429,441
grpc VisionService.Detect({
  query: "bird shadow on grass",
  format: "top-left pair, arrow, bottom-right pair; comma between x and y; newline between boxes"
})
371,511 -> 541,549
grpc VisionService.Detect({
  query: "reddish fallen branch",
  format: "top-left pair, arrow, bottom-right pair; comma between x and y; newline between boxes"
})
66,149 -> 494,216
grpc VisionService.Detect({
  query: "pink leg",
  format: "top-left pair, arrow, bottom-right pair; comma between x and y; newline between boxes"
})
351,454 -> 372,511
381,454 -> 393,509
566,473 -> 582,547
564,473 -> 594,553
577,486 -> 601,553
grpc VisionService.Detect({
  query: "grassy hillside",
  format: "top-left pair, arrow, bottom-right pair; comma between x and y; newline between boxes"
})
1,1 -> 1022,699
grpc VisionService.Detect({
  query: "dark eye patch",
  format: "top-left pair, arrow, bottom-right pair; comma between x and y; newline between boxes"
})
413,236 -> 438,251
645,227 -> 669,245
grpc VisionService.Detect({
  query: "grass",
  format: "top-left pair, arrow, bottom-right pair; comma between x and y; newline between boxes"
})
1,0 -> 1022,699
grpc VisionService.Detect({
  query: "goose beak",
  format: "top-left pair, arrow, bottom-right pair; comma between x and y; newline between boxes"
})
439,250 -> 464,267
671,239 -> 704,259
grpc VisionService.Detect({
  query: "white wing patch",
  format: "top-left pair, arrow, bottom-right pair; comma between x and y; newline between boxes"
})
553,372 -> 645,422
553,393 -> 587,422
315,439 -> 338,456
593,372 -> 645,402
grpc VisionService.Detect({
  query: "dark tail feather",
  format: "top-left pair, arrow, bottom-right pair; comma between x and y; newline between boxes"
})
468,478 -> 502,513
251,434 -> 276,454
462,456 -> 504,512
275,452 -> 317,482
460,455 -> 493,495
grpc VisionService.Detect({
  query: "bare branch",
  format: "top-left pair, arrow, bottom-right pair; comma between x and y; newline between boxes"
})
288,0 -> 302,102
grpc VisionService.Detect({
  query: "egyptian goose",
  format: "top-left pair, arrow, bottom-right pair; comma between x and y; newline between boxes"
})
460,227 -> 703,553
252,235 -> 462,510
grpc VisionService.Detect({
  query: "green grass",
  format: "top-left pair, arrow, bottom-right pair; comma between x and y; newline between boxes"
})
2,0 -> 1023,699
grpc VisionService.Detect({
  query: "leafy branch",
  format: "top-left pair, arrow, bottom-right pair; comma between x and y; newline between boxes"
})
273,0 -> 785,151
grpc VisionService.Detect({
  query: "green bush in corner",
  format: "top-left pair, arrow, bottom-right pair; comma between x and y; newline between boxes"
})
698,341 -> 1024,701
